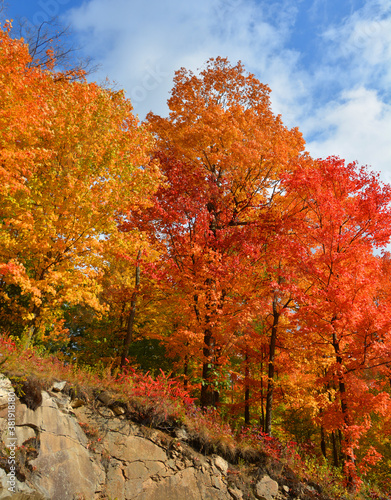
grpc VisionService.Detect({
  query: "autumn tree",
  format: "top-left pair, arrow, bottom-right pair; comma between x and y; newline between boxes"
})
5,9 -> 98,80
66,231 -> 169,370
0,25 -> 160,347
282,157 -> 391,487
131,57 -> 305,408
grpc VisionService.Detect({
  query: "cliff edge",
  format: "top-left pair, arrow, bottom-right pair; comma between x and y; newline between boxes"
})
0,373 -> 325,500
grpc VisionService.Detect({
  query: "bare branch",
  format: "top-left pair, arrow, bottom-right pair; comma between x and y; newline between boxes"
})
10,15 -> 99,80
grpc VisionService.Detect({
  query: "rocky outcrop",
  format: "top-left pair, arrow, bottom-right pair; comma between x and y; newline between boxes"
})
0,374 -> 319,499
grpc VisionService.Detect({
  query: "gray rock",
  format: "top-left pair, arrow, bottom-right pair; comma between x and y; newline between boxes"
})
51,381 -> 67,392
70,398 -> 85,409
175,427 -> 189,441
111,405 -> 125,416
213,455 -> 229,475
255,475 -> 279,500
96,390 -> 113,406
229,486 -> 244,499
0,467 -> 44,499
1,373 -> 245,500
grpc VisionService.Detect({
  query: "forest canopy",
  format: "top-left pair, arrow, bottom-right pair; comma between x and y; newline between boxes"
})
1,24 -> 391,495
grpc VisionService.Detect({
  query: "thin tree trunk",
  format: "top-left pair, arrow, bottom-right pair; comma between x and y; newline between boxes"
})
332,431 -> 339,467
319,405 -> 327,459
199,203 -> 222,409
199,278 -> 225,409
320,426 -> 327,459
244,350 -> 250,424
260,349 -> 265,429
332,330 -> 355,487
200,328 -> 219,408
265,297 -> 279,435
184,354 -> 189,391
120,250 -> 141,369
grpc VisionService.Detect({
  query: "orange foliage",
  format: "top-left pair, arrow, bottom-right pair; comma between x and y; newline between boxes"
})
0,25 -> 160,344
130,57 -> 306,407
1,28 -> 390,491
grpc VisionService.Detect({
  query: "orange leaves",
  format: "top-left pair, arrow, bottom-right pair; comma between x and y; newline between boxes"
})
44,48 -> 56,70
148,58 -> 304,216
0,26 -> 160,343
138,57 -> 309,408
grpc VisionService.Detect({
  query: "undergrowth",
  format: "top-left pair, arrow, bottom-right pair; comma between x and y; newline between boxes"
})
0,337 -> 389,500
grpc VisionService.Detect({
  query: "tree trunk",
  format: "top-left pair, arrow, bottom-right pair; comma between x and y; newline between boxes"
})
264,297 -> 279,435
259,349 -> 265,429
183,354 -> 189,391
332,431 -> 339,467
320,426 -> 327,459
332,330 -> 355,487
244,350 -> 250,424
120,250 -> 141,369
200,328 -> 219,408
199,275 -> 224,409
199,202 -> 222,409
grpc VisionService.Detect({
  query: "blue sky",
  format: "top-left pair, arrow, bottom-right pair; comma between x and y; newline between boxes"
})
4,0 -> 391,182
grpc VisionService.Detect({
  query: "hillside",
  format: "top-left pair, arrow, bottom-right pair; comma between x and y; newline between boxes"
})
0,370 -> 331,500
0,343 -> 389,500
1,25 -> 391,500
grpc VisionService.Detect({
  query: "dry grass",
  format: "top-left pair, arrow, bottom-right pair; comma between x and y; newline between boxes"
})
1,338 -> 389,500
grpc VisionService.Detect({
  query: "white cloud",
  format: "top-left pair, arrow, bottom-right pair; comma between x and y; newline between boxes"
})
321,0 -> 391,88
305,87 -> 391,182
303,0 -> 391,180
66,0 -> 300,118
65,0 -> 391,181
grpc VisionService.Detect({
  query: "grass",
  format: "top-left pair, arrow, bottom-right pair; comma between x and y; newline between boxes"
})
0,336 -> 389,500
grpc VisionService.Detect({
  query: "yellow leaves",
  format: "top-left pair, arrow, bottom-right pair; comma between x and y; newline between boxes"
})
0,26 -> 160,343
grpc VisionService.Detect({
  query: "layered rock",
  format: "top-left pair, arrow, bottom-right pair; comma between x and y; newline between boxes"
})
0,374 -> 315,500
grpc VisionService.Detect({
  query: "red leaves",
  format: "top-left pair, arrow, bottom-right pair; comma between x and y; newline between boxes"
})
138,58 -> 306,408
117,367 -> 196,422
278,156 -> 391,483
1,31 -> 390,490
